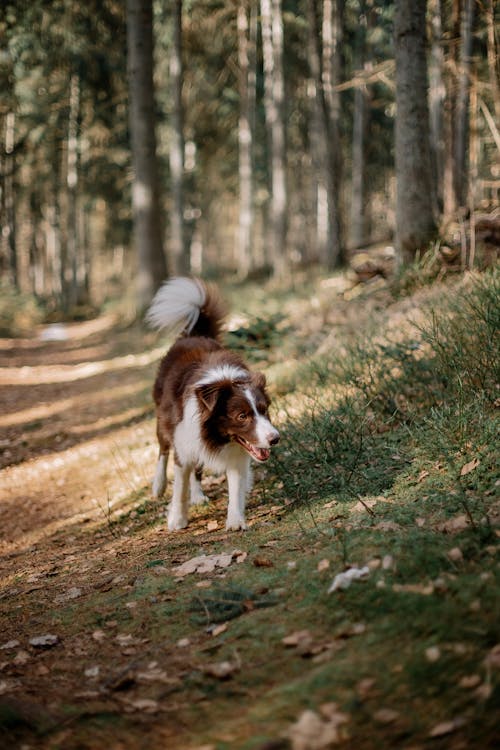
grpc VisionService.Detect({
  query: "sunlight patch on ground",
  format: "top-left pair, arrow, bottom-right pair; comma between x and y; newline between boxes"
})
0,345 -> 165,385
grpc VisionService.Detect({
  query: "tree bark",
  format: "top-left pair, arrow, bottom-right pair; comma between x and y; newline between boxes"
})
169,0 -> 188,275
237,0 -> 256,278
261,0 -> 287,278
428,0 -> 445,208
453,0 -> 475,208
308,0 -> 344,269
126,0 -> 167,310
394,0 -> 436,263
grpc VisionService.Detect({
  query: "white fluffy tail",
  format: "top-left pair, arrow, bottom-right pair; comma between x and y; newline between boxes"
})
145,277 -> 206,336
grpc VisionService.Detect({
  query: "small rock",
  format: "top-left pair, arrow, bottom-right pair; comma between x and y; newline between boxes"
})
29,634 -> 59,648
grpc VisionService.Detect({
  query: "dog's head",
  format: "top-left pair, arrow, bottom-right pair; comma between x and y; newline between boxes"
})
196,371 -> 280,462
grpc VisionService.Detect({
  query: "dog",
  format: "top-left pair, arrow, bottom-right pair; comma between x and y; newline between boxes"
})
146,277 -> 280,531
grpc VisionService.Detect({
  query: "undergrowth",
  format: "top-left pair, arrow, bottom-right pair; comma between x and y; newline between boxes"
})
269,269 -> 499,522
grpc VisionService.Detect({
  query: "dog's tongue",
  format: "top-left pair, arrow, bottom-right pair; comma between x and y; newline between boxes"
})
253,446 -> 270,462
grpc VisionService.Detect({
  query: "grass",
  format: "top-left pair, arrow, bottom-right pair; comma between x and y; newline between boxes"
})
1,268 -> 499,749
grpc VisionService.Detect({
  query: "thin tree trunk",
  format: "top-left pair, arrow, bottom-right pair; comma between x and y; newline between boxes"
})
4,112 -> 17,289
261,0 -> 287,279
453,0 -> 475,208
428,0 -> 445,208
485,0 -> 500,123
126,0 -> 167,310
308,0 -> 344,269
350,1 -> 369,250
67,72 -> 80,309
169,0 -> 187,275
394,0 -> 436,263
237,0 -> 255,278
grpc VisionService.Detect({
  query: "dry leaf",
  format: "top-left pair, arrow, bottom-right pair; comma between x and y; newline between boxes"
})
282,630 -> 313,648
428,717 -> 465,737
29,634 -> 59,648
437,515 -> 469,533
207,520 -> 219,531
460,458 -> 480,476
447,547 -> 463,562
84,665 -> 100,678
425,646 -> 441,663
373,708 -> 400,724
356,678 -> 376,698
317,559 -> 330,572
211,623 -> 228,637
173,550 -> 245,577
417,470 -> 430,483
288,708 -> 348,749
458,674 -> 481,689
123,698 -> 159,713
54,587 -> 82,603
0,640 -> 20,650
253,557 -> 274,567
13,650 -> 30,665
203,660 -> 239,679
328,566 -> 370,593
393,582 -> 434,596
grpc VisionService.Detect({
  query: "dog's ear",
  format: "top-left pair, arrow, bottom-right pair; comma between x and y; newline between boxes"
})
196,384 -> 223,412
251,371 -> 267,391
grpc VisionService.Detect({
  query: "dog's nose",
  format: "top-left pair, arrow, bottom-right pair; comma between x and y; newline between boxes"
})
268,431 -> 280,446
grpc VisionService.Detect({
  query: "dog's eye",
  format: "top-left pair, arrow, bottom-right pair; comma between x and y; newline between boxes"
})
238,412 -> 248,421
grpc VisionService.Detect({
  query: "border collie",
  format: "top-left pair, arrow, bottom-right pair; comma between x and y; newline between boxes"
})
146,278 -> 280,531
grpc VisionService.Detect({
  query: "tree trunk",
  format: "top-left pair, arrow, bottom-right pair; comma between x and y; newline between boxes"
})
453,0 -> 475,208
261,0 -> 287,279
428,0 -> 445,209
3,112 -> 18,289
485,0 -> 500,124
126,0 -> 167,310
169,0 -> 188,275
66,72 -> 80,309
308,0 -> 344,269
237,0 -> 256,278
394,0 -> 436,263
350,1 -> 369,250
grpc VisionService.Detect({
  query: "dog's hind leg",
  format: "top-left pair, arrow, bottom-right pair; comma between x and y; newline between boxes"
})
189,466 -> 208,506
168,462 -> 190,530
152,451 -> 168,498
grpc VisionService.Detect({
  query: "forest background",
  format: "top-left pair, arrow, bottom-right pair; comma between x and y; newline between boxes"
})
0,0 -> 498,324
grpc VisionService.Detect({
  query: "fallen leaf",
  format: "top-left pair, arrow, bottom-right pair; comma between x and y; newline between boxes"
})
460,458 -> 480,476
382,555 -> 394,570
92,630 -> 106,642
207,520 -> 219,531
173,550 -> 245,577
84,665 -> 100,678
54,586 -> 82,603
211,623 -> 228,637
317,559 -> 330,572
417,470 -> 430,483
123,698 -> 159,713
0,640 -> 20,650
13,651 -> 30,665
282,630 -> 313,648
425,646 -> 441,663
356,678 -> 376,698
202,660 -> 239,679
253,557 -> 273,567
288,708 -> 348,749
437,515 -> 469,533
373,708 -> 400,724
29,634 -> 59,648
374,521 -> 401,532
458,674 -> 481,689
392,582 -> 434,596
447,547 -> 463,562
328,566 -> 370,593
428,717 -> 465,737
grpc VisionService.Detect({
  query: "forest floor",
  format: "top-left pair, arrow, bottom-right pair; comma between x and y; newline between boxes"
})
0,267 -> 499,750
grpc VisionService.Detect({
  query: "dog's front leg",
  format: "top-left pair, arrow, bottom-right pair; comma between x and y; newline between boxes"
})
226,456 -> 251,531
168,462 -> 190,531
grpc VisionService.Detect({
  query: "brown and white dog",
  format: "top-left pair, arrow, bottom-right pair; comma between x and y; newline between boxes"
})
146,277 -> 280,531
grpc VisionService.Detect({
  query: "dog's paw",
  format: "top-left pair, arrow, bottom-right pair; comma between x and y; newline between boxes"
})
225,516 -> 248,531
168,512 -> 188,531
152,477 -> 166,498
189,490 -> 208,506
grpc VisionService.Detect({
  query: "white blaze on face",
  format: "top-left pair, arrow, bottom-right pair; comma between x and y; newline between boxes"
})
244,388 -> 279,447
196,364 -> 248,388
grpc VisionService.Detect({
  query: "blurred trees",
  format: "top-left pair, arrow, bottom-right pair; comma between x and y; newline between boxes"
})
0,0 -> 498,316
